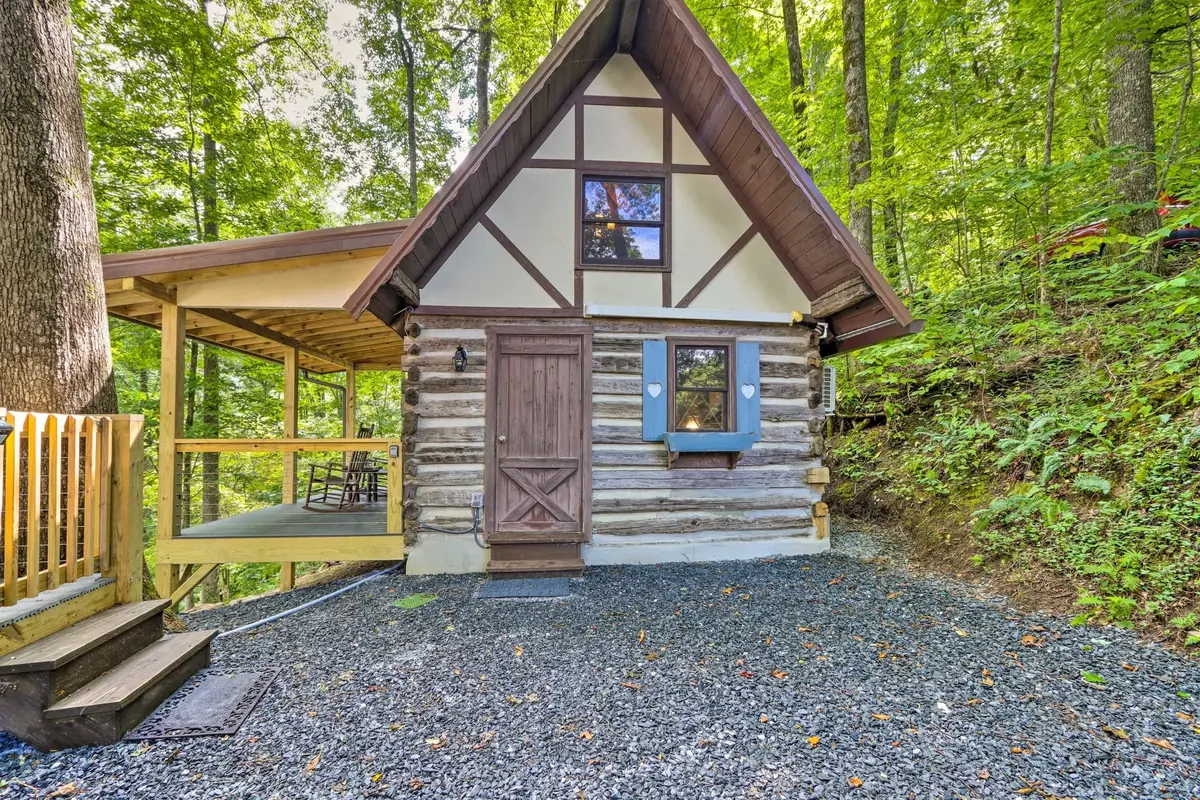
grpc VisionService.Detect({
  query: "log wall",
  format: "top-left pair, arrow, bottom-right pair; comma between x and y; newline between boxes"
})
403,314 -> 825,548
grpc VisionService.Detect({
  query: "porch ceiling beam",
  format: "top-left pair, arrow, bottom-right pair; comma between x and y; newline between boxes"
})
107,276 -> 177,306
186,307 -> 352,370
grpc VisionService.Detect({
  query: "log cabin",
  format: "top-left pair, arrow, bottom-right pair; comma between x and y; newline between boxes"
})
100,0 -> 920,585
0,0 -> 924,752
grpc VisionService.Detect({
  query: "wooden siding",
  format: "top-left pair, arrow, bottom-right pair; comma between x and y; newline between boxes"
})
404,314 -> 825,545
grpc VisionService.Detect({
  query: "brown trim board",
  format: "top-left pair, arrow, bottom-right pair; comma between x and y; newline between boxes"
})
583,95 -> 662,107
675,224 -> 756,307
480,216 -> 572,308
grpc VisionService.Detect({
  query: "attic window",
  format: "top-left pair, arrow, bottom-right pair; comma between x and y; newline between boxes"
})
581,177 -> 664,267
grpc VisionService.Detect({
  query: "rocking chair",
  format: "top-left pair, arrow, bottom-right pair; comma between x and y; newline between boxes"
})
302,424 -> 380,511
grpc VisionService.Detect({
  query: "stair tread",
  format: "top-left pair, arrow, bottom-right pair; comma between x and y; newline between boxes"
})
0,600 -> 169,675
44,630 -> 217,719
488,558 -> 586,573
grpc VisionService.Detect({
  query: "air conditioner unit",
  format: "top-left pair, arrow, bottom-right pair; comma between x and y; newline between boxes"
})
822,365 -> 836,415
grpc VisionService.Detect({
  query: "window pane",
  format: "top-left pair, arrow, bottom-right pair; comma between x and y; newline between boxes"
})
675,346 -> 728,389
582,223 -> 661,262
583,180 -> 662,221
675,391 -> 726,431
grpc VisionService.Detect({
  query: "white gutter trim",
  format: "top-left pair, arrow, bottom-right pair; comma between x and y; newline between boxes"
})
583,304 -> 804,326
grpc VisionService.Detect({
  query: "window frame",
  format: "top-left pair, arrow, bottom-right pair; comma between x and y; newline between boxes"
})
577,172 -> 669,271
666,337 -> 737,434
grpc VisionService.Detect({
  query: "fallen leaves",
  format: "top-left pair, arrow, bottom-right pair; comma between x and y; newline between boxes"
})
739,670 -> 755,679
1143,737 -> 1174,750
638,629 -> 646,644
306,754 -> 322,773
1178,712 -> 1193,722
1080,671 -> 1107,685
48,784 -> 78,798
871,713 -> 892,721
1020,634 -> 1045,647
953,627 -> 969,637
514,645 -> 524,657
771,670 -> 788,680
759,714 -> 769,723
1120,662 -> 1138,672
425,736 -> 448,750
847,776 -> 863,788
977,769 -> 990,780
407,777 -> 423,790
1102,725 -> 1129,741
579,730 -> 594,740
807,735 -> 820,748
619,681 -> 642,691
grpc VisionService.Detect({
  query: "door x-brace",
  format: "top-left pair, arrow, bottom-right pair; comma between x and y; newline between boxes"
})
500,465 -> 577,522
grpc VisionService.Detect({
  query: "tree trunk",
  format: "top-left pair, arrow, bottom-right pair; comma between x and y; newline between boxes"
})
1106,0 -> 1158,249
880,0 -> 907,283
476,0 -> 493,139
781,0 -> 809,158
199,345 -> 221,604
391,3 -> 419,218
0,0 -> 116,413
1038,0 -> 1063,305
551,0 -> 565,46
841,0 -> 873,254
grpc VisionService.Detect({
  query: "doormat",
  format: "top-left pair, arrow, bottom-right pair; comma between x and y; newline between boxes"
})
127,669 -> 276,741
478,578 -> 570,599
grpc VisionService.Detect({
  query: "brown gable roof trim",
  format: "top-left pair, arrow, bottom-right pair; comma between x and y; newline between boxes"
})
345,0 -> 918,353
102,219 -> 411,281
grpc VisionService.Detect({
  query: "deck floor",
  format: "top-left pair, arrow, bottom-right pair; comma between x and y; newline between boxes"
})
178,502 -> 388,539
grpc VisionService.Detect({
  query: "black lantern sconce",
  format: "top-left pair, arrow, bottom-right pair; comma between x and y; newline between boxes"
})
0,418 -> 12,447
453,345 -> 468,373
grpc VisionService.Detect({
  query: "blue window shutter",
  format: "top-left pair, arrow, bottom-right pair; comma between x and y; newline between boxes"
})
642,340 -> 668,441
736,341 -> 761,442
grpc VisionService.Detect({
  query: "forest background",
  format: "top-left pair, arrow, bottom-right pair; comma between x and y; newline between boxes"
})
76,0 -> 1200,632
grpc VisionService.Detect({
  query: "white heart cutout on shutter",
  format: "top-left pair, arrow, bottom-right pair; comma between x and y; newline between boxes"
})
646,382 -> 662,398
741,383 -> 756,399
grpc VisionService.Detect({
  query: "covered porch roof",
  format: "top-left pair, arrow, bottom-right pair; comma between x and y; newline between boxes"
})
102,219 -> 419,374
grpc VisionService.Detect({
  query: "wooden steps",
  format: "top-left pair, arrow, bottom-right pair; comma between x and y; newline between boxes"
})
0,600 -> 167,675
0,577 -> 117,658
487,541 -> 585,576
0,600 -> 216,751
45,631 -> 215,719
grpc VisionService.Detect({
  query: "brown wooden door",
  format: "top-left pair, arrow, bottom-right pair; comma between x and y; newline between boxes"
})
486,327 -> 591,540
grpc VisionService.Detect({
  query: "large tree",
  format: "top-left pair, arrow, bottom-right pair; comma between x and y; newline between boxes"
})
1106,0 -> 1159,246
841,0 -> 873,254
0,0 -> 116,413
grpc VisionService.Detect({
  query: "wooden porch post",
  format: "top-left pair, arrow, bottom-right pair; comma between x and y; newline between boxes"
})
344,365 -> 356,438
280,346 -> 299,592
110,415 -> 145,603
156,303 -> 186,598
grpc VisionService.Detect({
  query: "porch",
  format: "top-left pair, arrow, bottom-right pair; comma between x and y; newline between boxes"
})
100,221 -> 420,603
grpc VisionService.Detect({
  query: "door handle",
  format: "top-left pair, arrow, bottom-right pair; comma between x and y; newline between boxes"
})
498,435 -> 507,443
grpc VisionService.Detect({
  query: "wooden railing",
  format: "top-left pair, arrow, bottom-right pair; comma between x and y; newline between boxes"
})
1,410 -> 144,607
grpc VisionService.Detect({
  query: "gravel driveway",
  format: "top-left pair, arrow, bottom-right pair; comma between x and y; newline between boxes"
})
3,543 -> 1200,799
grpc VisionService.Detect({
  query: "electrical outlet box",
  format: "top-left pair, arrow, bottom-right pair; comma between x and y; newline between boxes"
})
470,492 -> 484,509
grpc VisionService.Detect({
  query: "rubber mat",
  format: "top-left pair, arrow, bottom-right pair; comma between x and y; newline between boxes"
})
477,578 -> 570,598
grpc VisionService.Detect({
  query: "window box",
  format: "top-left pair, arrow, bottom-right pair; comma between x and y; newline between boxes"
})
662,431 -> 756,468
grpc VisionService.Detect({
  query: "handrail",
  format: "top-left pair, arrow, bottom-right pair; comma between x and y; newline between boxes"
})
1,410 -> 144,607
175,438 -> 396,453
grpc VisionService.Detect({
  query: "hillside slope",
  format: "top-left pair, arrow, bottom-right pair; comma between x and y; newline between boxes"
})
829,248 -> 1200,639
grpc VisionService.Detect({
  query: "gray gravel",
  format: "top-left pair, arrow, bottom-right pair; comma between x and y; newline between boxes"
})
4,549 -> 1200,799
